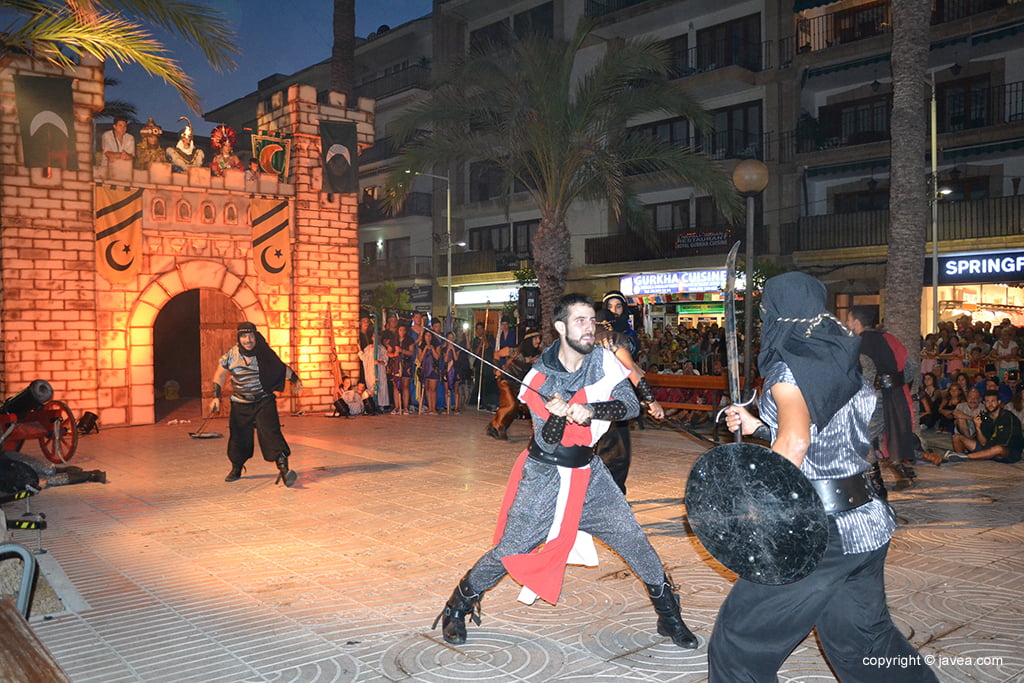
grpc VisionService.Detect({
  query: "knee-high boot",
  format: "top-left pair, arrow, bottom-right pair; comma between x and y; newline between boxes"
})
646,575 -> 698,649
431,575 -> 482,645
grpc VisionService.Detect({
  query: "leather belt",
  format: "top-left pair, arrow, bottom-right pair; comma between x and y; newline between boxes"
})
874,373 -> 904,390
810,472 -> 874,515
527,438 -> 594,468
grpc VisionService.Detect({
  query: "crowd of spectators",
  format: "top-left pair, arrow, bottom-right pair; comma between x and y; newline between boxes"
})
917,316 -> 1023,464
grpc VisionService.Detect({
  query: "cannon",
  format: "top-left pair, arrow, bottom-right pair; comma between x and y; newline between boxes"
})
0,380 -> 78,463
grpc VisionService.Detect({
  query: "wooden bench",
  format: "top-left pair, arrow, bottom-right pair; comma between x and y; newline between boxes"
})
644,372 -> 736,414
0,543 -> 71,682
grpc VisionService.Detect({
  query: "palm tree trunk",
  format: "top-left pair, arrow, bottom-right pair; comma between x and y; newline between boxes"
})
331,0 -> 355,102
532,213 -> 571,343
887,0 -> 931,365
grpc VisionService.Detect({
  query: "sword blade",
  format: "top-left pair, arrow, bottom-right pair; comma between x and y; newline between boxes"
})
422,327 -> 550,402
723,241 -> 743,442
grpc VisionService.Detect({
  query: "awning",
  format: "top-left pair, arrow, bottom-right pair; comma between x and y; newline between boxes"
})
804,157 -> 889,178
972,20 -> 1024,46
805,53 -> 890,80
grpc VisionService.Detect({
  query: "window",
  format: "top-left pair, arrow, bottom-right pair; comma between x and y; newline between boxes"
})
633,116 -> 692,147
363,241 -> 379,263
834,294 -> 879,327
703,101 -> 762,159
200,202 -> 216,224
944,175 -> 988,202
176,201 -> 191,222
695,196 -> 731,229
470,19 -> 510,54
512,219 -> 539,257
468,224 -> 509,252
939,76 -> 991,132
665,34 -> 690,78
647,200 -> 690,231
819,95 -> 890,146
469,160 -> 505,202
514,2 -> 553,40
385,237 -> 410,261
151,198 -> 166,221
224,203 -> 238,224
696,14 -> 761,71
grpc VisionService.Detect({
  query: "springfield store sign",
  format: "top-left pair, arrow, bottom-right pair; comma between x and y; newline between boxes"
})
925,250 -> 1024,286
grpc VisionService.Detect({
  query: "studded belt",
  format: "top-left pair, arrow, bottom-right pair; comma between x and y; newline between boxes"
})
527,438 -> 594,468
810,472 -> 874,515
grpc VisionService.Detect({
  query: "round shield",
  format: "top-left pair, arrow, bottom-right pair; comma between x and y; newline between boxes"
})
685,442 -> 828,585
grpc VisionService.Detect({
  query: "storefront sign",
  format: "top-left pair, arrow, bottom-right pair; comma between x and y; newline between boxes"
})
621,269 -> 731,295
925,249 -> 1024,286
453,286 -> 519,306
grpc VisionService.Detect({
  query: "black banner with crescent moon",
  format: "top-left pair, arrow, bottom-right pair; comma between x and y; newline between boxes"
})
14,75 -> 79,170
319,120 -> 358,194
94,187 -> 144,284
251,198 -> 291,285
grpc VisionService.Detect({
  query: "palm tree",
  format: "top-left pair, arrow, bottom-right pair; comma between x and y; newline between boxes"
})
331,0 -> 355,103
886,0 -> 931,360
0,0 -> 239,112
386,21 -> 740,338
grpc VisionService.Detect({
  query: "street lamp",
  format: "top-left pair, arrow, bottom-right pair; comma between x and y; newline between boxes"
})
928,74 -> 953,333
406,169 -> 453,327
732,159 -> 769,397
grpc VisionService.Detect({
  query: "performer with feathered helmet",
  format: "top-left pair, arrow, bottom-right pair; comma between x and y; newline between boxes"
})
209,124 -> 244,177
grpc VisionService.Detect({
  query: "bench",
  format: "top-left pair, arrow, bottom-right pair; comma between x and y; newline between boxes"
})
0,543 -> 71,682
645,372 -> 736,414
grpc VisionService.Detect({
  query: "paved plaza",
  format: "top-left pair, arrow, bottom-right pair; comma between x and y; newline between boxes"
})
5,408 -> 1024,682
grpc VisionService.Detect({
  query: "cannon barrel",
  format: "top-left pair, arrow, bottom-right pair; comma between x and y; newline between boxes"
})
1,380 -> 54,419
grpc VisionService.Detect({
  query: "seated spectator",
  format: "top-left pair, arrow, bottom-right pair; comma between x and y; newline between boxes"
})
925,390 -> 1022,464
338,376 -> 364,416
918,372 -> 942,431
953,388 -> 984,438
1005,382 -> 1024,425
937,383 -> 966,433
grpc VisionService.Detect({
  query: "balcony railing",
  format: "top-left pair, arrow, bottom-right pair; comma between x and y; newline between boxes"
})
359,192 -> 432,224
669,38 -> 772,77
696,130 -> 774,162
355,64 -> 430,101
779,194 -> 1024,254
786,0 -> 1013,58
361,255 -> 433,283
584,0 -> 650,19
451,250 -> 531,276
358,135 -> 397,166
585,225 -> 767,265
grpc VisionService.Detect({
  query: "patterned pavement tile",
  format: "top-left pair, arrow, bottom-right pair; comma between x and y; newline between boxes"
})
5,412 -> 1022,681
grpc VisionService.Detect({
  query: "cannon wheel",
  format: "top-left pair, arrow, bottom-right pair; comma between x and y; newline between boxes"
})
39,400 -> 77,464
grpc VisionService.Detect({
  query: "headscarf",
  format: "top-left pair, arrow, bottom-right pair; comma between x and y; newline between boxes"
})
237,322 -> 288,393
599,290 -> 639,359
757,272 -> 861,430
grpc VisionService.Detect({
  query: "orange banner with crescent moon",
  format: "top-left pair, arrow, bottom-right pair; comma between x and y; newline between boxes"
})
250,198 -> 291,285
94,186 -> 143,284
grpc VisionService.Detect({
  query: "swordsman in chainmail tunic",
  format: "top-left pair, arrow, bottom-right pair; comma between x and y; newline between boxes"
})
433,294 -> 698,649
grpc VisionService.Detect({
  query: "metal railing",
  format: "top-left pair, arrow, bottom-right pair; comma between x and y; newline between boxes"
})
584,0 -> 650,19
359,192 -> 432,224
355,64 -> 430,101
451,250 -> 531,276
788,0 -> 1013,56
361,255 -> 433,283
696,130 -> 774,162
584,225 -> 767,264
669,38 -> 772,77
779,194 -> 1024,254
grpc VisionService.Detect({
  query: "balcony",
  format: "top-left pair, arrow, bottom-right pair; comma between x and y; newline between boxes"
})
785,0 -> 1014,58
669,38 -> 773,77
354,64 -> 430,101
361,255 -> 433,284
358,136 -> 398,166
584,0 -> 650,19
779,194 -> 1024,254
358,191 -> 432,224
451,250 -> 531,276
586,225 -> 770,265
696,130 -> 775,162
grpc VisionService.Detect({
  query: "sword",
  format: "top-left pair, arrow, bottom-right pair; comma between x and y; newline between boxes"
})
420,326 -> 552,402
723,241 -> 743,442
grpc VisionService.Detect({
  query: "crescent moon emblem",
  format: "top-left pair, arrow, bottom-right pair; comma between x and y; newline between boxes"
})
29,110 -> 69,138
105,240 -> 134,271
260,245 -> 285,274
259,143 -> 284,173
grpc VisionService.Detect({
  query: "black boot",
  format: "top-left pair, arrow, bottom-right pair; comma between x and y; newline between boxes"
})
869,462 -> 888,500
646,576 -> 698,649
87,470 -> 107,484
891,461 -> 915,491
431,576 -> 482,645
275,454 -> 296,487
225,464 -> 245,482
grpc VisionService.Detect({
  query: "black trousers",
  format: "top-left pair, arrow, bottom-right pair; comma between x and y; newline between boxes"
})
227,397 -> 290,466
594,422 -> 631,495
709,519 -> 938,683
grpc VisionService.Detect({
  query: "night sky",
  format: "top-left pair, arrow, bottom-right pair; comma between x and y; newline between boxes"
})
109,0 -> 433,135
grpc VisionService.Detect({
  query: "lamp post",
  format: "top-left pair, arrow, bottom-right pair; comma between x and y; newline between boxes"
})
732,159 -> 770,397
407,170 -> 452,327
